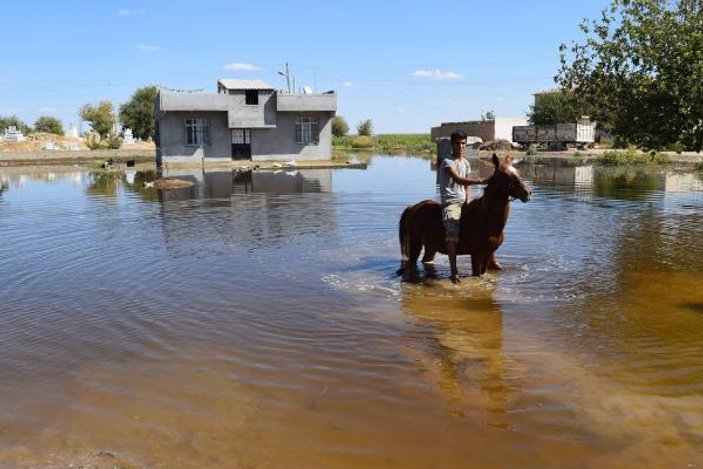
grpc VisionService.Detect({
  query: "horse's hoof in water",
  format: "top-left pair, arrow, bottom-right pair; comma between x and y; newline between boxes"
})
450,275 -> 462,285
488,259 -> 503,270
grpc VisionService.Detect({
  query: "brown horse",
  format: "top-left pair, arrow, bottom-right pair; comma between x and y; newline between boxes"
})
398,154 -> 531,277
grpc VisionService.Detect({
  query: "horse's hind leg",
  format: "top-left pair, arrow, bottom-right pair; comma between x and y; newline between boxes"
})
398,237 -> 423,276
421,247 -> 436,265
408,239 -> 423,268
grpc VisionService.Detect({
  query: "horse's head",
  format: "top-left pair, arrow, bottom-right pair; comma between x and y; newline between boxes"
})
488,153 -> 531,202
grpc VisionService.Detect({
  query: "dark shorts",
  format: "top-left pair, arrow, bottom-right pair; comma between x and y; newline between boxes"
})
442,202 -> 462,243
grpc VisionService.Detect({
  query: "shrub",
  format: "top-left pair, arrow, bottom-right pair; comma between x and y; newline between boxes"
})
649,151 -> 670,165
599,148 -> 645,165
525,146 -> 538,156
351,135 -> 375,148
665,141 -> 684,154
356,119 -> 373,137
105,134 -> 122,149
331,116 -> 349,137
34,116 -> 64,135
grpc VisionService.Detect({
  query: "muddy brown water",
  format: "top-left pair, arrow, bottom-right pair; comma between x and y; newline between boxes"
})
1,157 -> 702,467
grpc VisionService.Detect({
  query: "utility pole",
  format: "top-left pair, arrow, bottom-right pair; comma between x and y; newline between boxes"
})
277,62 -> 291,94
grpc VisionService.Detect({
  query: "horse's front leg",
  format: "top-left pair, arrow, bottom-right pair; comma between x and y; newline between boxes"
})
488,252 -> 503,270
421,247 -> 436,265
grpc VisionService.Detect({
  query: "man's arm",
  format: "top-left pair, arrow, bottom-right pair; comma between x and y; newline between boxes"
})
444,165 -> 487,186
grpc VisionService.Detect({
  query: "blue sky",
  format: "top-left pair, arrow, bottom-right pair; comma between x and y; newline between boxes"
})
1,0 -> 608,134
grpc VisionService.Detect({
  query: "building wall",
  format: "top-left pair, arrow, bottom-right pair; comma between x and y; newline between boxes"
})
431,118 -> 527,143
156,110 -> 334,163
430,120 -> 495,142
156,111 -> 231,164
226,90 -> 277,128
250,111 -> 334,161
494,117 -> 527,142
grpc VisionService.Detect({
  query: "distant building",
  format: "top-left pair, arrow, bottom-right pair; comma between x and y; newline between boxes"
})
431,117 -> 527,144
154,79 -> 337,165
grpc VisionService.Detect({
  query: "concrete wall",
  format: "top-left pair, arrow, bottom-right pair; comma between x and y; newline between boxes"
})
494,117 -> 527,142
431,118 -> 527,143
431,120 -> 495,142
226,90 -> 277,128
156,111 -> 231,164
277,94 -> 336,112
250,111 -> 334,161
157,110 -> 334,163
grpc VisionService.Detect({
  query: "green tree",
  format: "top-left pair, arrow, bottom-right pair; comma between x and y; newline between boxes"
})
557,0 -> 703,151
0,115 -> 32,135
332,115 -> 349,137
79,101 -> 115,138
34,116 -> 64,135
527,91 -> 578,125
119,85 -> 158,140
356,118 -> 373,136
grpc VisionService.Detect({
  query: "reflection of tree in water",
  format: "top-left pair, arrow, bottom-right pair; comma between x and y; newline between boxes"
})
399,283 -> 524,423
85,172 -> 121,197
593,167 -> 658,200
546,177 -> 703,393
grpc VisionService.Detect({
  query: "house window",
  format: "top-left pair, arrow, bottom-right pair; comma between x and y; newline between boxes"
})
185,118 -> 209,146
295,116 -> 319,144
245,90 -> 259,105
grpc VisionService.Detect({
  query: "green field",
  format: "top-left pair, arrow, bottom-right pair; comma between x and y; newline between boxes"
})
333,134 -> 434,154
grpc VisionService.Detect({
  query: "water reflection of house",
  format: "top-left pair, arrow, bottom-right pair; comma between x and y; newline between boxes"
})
663,172 -> 703,192
155,169 -> 336,250
518,163 -> 594,188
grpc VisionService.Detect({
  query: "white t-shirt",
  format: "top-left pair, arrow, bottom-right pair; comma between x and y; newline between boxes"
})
439,158 -> 471,204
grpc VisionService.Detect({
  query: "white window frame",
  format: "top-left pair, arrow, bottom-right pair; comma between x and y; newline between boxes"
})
295,116 -> 319,144
184,118 -> 209,146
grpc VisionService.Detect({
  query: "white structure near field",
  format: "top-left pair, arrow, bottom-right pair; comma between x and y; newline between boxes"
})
431,117 -> 528,144
154,79 -> 336,165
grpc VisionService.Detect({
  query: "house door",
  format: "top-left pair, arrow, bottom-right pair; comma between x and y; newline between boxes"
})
231,128 -> 251,160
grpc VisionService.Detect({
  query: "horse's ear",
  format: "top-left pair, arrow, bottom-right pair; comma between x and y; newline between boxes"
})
492,153 -> 499,167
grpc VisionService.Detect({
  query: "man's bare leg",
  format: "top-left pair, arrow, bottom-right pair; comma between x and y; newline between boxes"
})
447,242 -> 460,284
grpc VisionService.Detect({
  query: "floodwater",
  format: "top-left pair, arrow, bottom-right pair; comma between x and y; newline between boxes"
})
1,157 -> 702,468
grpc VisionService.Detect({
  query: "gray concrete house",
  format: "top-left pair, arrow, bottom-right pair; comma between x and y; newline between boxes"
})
154,79 -> 336,165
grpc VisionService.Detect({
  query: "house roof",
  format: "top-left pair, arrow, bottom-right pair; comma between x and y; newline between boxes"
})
218,79 -> 274,90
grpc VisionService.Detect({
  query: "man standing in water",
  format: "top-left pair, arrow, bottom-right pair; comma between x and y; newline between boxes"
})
439,131 -> 488,284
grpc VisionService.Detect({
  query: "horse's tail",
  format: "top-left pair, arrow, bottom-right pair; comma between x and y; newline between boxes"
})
399,206 -> 411,262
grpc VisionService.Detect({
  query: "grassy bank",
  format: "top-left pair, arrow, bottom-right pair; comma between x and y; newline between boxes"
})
333,134 -> 434,154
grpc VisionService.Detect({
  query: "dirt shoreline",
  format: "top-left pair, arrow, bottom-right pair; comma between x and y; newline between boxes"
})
0,149 -> 368,171
1,148 -> 701,169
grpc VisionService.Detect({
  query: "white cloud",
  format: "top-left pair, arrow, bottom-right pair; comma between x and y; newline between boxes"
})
342,81 -> 354,88
118,8 -> 144,16
137,44 -> 160,51
223,62 -> 261,72
412,69 -> 463,80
